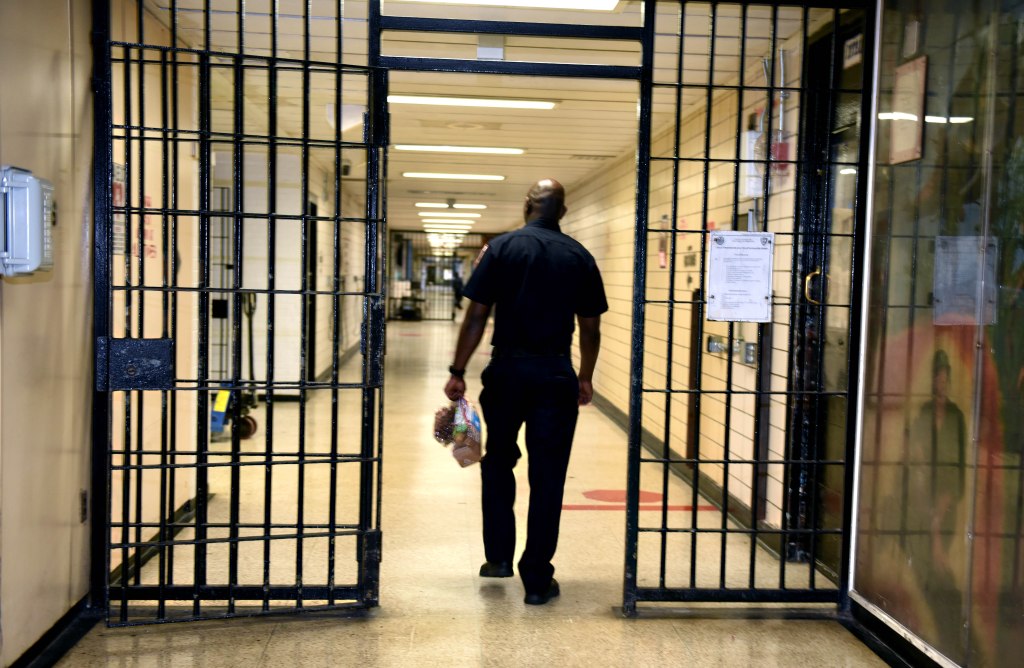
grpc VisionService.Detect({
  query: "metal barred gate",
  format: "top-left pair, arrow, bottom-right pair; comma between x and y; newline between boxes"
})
92,0 -> 387,623
623,1 -> 875,612
91,0 -> 875,625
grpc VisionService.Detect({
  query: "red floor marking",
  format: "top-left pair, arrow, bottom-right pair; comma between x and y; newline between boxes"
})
562,504 -> 717,511
583,489 -> 663,503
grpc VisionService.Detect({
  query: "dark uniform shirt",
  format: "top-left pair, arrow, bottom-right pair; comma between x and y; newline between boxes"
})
463,217 -> 608,355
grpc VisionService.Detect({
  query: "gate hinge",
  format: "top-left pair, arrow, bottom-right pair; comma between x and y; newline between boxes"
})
96,337 -> 175,391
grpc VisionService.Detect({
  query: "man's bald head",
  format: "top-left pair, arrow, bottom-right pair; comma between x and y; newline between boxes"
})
524,178 -> 567,222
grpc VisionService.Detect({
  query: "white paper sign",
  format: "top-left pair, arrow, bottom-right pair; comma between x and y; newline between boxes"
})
933,235 -> 998,326
707,231 -> 774,323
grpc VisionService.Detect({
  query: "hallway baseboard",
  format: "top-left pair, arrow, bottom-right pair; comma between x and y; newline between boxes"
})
9,596 -> 101,668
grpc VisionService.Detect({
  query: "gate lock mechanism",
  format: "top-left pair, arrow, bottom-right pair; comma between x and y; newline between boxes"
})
97,337 -> 175,391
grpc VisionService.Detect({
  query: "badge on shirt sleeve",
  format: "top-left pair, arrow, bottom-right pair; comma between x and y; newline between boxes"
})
474,243 -> 490,268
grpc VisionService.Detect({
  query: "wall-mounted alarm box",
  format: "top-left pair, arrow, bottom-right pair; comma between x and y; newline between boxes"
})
0,165 -> 54,277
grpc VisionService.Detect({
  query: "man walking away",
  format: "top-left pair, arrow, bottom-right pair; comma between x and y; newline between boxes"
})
444,178 -> 607,605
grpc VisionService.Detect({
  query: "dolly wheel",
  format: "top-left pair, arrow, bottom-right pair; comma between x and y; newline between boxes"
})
236,415 -> 258,439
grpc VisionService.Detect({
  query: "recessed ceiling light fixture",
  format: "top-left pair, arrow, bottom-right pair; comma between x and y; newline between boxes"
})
392,0 -> 619,10
425,227 -> 472,233
388,95 -> 556,110
415,202 -> 488,210
417,212 -> 480,218
403,172 -> 505,181
423,220 -> 475,227
395,144 -> 525,155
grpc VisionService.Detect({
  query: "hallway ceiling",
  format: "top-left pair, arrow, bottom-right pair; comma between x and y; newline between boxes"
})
143,0 -> 813,236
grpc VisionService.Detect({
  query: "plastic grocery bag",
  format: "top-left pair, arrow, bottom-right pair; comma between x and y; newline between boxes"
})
432,397 -> 482,467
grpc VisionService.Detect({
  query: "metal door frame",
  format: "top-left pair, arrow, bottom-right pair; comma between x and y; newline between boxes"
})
622,0 -> 877,614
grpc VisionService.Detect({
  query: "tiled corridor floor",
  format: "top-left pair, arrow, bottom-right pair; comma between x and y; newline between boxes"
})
60,321 -> 884,667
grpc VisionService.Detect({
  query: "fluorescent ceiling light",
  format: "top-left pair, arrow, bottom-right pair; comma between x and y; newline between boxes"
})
403,172 -> 505,181
923,115 -> 975,124
877,112 -> 919,121
417,212 -> 480,218
415,202 -> 488,210
421,219 -> 477,224
395,144 -> 525,155
388,95 -> 556,110
391,1 -> 619,10
839,168 -> 857,175
424,223 -> 474,229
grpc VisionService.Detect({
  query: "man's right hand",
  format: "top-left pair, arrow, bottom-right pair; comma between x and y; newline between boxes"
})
445,376 -> 466,401
578,379 -> 594,406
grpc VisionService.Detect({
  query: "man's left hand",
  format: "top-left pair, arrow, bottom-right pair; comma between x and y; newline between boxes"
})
445,376 -> 466,401
578,379 -> 594,406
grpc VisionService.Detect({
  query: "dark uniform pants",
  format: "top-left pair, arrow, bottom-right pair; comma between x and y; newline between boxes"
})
479,355 -> 579,594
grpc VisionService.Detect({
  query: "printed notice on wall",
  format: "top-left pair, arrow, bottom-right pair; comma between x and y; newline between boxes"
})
933,235 -> 998,326
707,231 -> 774,322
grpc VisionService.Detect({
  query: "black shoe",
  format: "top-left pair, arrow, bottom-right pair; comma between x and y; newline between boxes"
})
479,561 -> 514,578
524,579 -> 560,605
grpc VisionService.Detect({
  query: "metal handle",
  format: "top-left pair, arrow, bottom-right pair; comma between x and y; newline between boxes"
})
804,268 -> 829,305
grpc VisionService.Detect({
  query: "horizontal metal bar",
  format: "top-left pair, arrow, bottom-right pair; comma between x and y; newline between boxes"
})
111,207 -> 375,224
648,155 -> 860,167
639,457 -> 846,466
636,527 -> 843,535
111,456 -> 374,472
652,81 -> 865,95
380,55 -> 640,79
110,41 -> 374,72
632,588 -> 839,604
381,15 -> 643,41
111,521 -> 360,530
109,585 -> 362,601
111,528 -> 363,550
110,449 -> 367,458
639,389 -> 849,397
112,133 -> 372,151
108,381 -> 381,392
112,285 -> 375,298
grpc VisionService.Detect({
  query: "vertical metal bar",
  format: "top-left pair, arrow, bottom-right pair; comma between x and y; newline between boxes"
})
840,2 -> 878,610
91,0 -> 114,619
375,71 -> 389,543
157,47 -> 171,621
780,4 -> 811,591
192,1 -> 213,616
657,0 -> 687,592
622,0 -> 655,616
119,41 -> 134,624
805,7 -> 843,591
691,0 -> 718,591
727,3 -> 750,590
133,20 -> 148,594
227,0 -> 247,614
167,0 -> 181,590
327,0 -> 345,602
295,0 -> 313,608
262,0 -> 280,613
